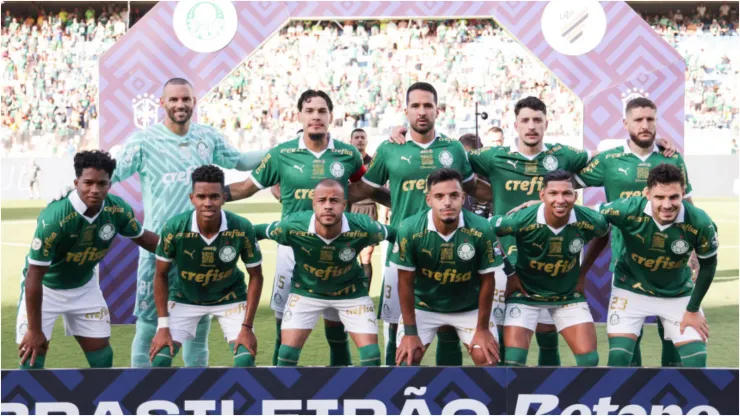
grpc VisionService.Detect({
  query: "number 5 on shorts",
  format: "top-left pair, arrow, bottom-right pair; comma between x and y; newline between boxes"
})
278,275 -> 286,289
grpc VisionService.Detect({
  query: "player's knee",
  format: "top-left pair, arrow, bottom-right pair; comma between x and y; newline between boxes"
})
85,345 -> 113,368
574,351 -> 599,367
232,344 -> 255,367
504,347 -> 528,366
277,345 -> 302,367
607,337 -> 636,367
358,344 -> 381,366
677,341 -> 707,367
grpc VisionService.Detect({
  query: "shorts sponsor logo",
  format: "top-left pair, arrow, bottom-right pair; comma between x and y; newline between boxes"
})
609,313 -> 620,325
31,238 -> 42,251
273,293 -> 284,305
493,307 -> 504,321
671,239 -> 689,255
569,238 -> 584,254
457,243 -> 475,260
219,246 -> 237,262
99,224 -> 116,241
543,155 -> 559,171
283,310 -> 292,322
339,247 -> 356,262
329,162 -> 345,178
510,306 -> 521,318
438,150 -> 454,167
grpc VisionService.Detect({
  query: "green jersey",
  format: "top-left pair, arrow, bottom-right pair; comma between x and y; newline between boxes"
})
257,211 -> 394,299
250,136 -> 364,219
468,143 -> 590,263
576,142 -> 693,272
599,197 -> 718,298
491,203 -> 610,305
155,210 -> 262,305
23,191 -> 143,290
390,209 -> 498,313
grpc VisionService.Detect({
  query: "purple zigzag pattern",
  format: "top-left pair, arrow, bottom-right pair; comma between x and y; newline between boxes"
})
100,1 -> 684,323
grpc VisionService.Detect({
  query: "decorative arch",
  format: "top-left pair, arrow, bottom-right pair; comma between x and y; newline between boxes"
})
100,1 -> 685,323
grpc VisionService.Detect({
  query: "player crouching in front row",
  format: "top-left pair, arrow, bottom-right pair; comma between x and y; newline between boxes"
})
255,179 -> 394,367
150,165 -> 263,367
393,168 -> 501,366
18,150 -> 159,369
490,170 -> 608,367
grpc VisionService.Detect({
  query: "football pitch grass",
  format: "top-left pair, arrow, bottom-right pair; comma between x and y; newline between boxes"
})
2,198 -> 737,369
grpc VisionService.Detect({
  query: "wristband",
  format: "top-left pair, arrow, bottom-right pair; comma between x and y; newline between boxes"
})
404,324 -> 418,336
157,317 -> 169,329
224,185 -> 233,202
242,323 -> 253,329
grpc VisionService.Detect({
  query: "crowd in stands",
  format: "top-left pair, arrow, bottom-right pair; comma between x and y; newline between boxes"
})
0,3 -> 737,157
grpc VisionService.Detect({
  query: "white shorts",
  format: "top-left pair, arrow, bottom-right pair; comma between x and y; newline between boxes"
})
397,309 -> 499,347
492,267 -> 555,327
16,271 -> 110,343
607,287 -> 704,344
168,301 -> 247,344
270,244 -> 339,322
281,293 -> 378,334
379,261 -> 401,323
504,301 -> 594,332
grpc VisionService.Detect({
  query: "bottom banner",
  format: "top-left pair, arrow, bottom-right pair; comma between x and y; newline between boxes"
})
2,367 -> 737,415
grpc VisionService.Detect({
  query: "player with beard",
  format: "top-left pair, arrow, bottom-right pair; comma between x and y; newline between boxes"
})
110,78 -> 271,368
351,82 -> 492,366
224,90 -> 390,366
348,128 -> 379,284
575,97 -> 694,367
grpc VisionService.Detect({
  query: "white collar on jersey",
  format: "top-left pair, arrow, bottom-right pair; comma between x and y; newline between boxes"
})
190,210 -> 228,245
535,203 -> 577,235
308,213 -> 351,245
426,209 -> 465,242
299,135 -> 335,158
405,130 -> 441,150
622,140 -> 660,163
69,190 -> 106,224
509,140 -> 546,161
642,200 -> 686,231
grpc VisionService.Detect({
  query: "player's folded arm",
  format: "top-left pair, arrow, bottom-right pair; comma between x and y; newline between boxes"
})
687,254 -> 717,313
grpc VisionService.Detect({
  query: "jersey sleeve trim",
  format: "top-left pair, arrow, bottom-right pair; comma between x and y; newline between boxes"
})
597,223 -> 611,238
586,150 -> 593,161
361,176 -> 382,188
696,250 -> 718,259
27,258 -> 52,266
245,259 -> 263,268
478,266 -> 497,274
155,255 -> 173,263
249,174 -> 266,190
683,191 -> 693,199
573,174 -> 587,188
121,227 -> 145,239
382,225 -> 388,240
391,262 -> 415,271
462,173 -> 475,183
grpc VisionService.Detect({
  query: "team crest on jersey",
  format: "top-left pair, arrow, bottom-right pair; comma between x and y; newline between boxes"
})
330,162 -> 345,178
98,224 -> 116,241
339,247 -> 356,262
569,238 -> 584,254
31,238 -> 42,251
438,150 -> 454,167
671,239 -> 689,255
196,141 -> 209,158
495,217 -> 503,227
711,235 -> 719,249
543,155 -> 559,171
219,245 -> 237,262
457,243 -> 475,260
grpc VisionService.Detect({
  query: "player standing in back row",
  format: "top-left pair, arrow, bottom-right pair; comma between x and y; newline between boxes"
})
112,78 -> 270,368
351,82 -> 492,366
348,128 -> 379,284
223,90 -> 390,366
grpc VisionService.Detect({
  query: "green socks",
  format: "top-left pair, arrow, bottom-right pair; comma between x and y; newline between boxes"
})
536,332 -> 561,366
574,351 -> 599,367
677,341 -> 707,367
436,330 -> 463,366
608,337 -> 636,367
385,323 -> 397,366
630,329 -> 643,366
230,343 -> 255,367
85,345 -> 113,368
20,354 -> 46,369
504,347 -> 529,366
151,345 -> 181,367
358,344 -> 381,366
325,323 -> 352,366
273,319 -> 282,366
277,345 -> 302,367
658,321 -> 682,367
498,327 -> 505,365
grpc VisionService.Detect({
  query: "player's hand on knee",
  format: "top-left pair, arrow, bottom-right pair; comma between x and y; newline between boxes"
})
235,326 -> 257,357
505,273 -> 528,299
149,328 -> 174,362
19,330 -> 48,367
396,335 -> 423,366
389,126 -> 408,144
469,330 -> 499,365
680,311 -> 709,342
49,185 -> 74,203
506,200 -> 538,215
656,138 -> 676,157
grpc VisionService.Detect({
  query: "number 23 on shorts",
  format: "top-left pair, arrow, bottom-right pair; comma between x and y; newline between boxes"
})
610,296 -> 628,311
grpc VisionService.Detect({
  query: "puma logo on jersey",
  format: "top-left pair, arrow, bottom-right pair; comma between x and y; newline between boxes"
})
507,160 -> 518,169
532,242 -> 544,250
401,156 -> 412,164
301,247 -> 312,255
41,220 -> 50,229
183,250 -> 195,259
618,167 -> 630,176
293,164 -> 304,173
634,234 -> 646,244
421,248 -> 434,257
